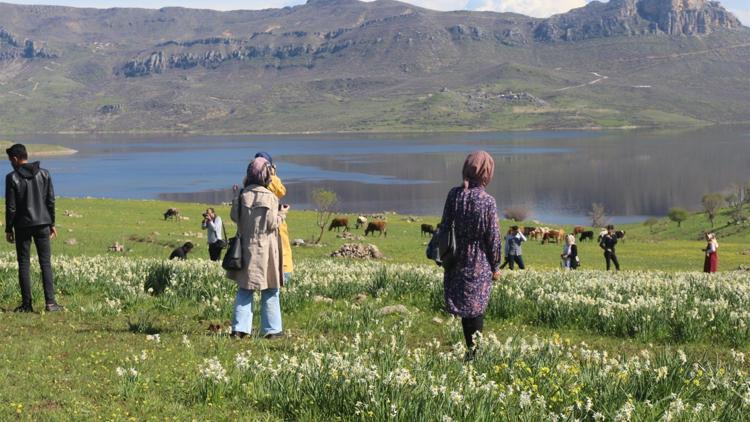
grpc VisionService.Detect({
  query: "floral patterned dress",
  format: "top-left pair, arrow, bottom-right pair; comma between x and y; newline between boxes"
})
441,186 -> 502,318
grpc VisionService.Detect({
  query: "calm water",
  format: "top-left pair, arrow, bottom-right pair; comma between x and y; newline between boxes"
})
7,126 -> 750,224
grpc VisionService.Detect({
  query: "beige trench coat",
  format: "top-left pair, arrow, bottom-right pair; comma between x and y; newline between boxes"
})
226,185 -> 287,290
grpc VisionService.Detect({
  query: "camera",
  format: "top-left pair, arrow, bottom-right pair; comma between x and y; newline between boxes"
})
202,213 -> 209,218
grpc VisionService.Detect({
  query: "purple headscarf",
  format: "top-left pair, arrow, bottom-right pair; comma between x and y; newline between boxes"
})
245,157 -> 272,187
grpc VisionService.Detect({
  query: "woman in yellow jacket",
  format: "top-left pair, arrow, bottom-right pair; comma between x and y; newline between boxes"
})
255,152 -> 293,284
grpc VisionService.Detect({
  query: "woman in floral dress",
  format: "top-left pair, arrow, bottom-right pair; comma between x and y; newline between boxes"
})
441,151 -> 502,356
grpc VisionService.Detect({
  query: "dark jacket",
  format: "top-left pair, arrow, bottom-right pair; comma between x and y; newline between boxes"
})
599,234 -> 617,252
5,162 -> 55,233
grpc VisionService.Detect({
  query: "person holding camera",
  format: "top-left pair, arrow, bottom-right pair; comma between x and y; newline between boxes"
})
254,152 -> 294,286
201,207 -> 224,261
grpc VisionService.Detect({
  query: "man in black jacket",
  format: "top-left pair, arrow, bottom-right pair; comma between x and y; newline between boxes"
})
5,144 -> 61,312
599,224 -> 620,271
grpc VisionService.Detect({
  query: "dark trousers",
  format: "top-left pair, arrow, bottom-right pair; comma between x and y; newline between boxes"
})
499,255 -> 510,269
15,225 -> 56,307
508,255 -> 525,270
208,242 -> 223,261
604,251 -> 620,271
461,315 -> 484,349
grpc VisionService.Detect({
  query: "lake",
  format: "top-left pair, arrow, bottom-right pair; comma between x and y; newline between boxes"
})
7,125 -> 750,224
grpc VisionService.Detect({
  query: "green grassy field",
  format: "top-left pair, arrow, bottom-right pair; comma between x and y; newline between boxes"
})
1,198 -> 746,272
0,198 -> 749,420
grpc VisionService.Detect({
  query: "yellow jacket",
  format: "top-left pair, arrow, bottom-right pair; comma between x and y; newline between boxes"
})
268,174 -> 293,273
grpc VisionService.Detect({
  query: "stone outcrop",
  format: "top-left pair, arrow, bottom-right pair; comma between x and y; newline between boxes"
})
534,0 -> 742,42
0,28 -> 57,60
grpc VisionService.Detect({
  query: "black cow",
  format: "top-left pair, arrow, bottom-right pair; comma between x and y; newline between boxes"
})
579,231 -> 594,242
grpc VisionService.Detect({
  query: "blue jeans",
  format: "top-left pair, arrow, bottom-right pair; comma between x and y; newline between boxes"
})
231,288 -> 282,336
508,255 -> 525,270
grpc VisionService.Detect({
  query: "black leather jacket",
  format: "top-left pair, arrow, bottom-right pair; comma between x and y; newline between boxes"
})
599,233 -> 618,252
5,162 -> 55,232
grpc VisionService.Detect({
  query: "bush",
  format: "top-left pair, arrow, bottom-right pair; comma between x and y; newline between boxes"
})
667,208 -> 689,228
643,217 -> 659,233
144,263 -> 175,295
503,205 -> 532,222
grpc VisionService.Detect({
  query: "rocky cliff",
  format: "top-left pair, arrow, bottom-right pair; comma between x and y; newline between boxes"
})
535,0 -> 741,41
0,28 -> 57,60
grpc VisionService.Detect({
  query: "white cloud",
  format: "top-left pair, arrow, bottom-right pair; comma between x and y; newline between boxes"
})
464,0 -> 588,17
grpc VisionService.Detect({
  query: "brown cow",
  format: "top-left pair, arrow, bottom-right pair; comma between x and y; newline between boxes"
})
542,229 -> 565,244
573,226 -> 586,235
365,221 -> 387,237
523,226 -> 536,237
421,224 -> 436,237
328,217 -> 350,232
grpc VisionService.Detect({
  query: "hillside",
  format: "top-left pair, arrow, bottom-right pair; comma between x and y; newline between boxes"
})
0,0 -> 748,134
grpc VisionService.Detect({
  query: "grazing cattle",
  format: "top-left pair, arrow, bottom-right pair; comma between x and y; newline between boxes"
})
579,231 -> 594,242
573,226 -> 586,235
328,217 -> 350,232
365,221 -> 387,237
542,229 -> 565,244
421,224 -> 436,237
530,227 -> 545,240
523,226 -> 536,237
163,208 -> 180,220
355,216 -> 368,229
615,230 -> 626,242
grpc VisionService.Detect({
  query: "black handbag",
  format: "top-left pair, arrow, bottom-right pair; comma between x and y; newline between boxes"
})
426,220 -> 457,268
222,191 -> 244,271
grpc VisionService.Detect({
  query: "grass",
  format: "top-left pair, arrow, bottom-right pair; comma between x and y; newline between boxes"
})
0,198 -> 747,272
0,198 -> 748,419
1,257 -> 749,419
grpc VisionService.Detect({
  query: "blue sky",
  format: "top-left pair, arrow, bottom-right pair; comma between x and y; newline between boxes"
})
3,0 -> 749,22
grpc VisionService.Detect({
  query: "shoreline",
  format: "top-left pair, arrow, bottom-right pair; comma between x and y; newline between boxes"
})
1,120 -> 741,138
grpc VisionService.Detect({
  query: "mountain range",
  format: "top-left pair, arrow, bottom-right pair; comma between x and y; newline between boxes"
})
0,0 -> 748,134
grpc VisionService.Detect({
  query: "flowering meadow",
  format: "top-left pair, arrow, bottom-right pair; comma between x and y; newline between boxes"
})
1,254 -> 750,420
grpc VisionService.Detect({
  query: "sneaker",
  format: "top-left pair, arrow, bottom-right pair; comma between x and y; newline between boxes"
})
463,349 -> 476,363
13,305 -> 33,313
45,303 -> 63,312
230,331 -> 248,339
264,332 -> 285,340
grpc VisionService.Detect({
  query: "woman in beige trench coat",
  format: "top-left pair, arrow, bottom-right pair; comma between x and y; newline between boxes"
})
227,156 -> 288,339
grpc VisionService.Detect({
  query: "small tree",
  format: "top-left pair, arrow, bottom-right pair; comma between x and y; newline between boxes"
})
589,203 -> 608,228
667,207 -> 689,228
312,189 -> 338,244
503,205 -> 532,222
726,183 -> 749,224
702,193 -> 725,228
643,217 -> 659,233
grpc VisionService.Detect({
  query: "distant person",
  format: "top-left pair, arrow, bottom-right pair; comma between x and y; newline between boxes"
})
498,229 -> 512,269
201,208 -> 224,261
506,225 -> 526,270
228,157 -> 288,339
561,234 -> 579,270
4,143 -> 62,313
599,224 -> 620,271
255,152 -> 294,286
441,151 -> 501,360
703,233 -> 719,273
169,242 -> 194,260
